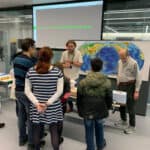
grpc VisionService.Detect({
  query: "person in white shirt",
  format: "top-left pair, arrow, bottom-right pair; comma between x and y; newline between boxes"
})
60,40 -> 83,80
116,48 -> 141,134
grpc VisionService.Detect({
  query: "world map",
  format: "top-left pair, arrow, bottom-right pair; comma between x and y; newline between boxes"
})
78,41 -> 144,75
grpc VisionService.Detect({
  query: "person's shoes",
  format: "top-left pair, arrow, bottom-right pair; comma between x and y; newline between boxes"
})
0,123 -> 5,128
40,140 -> 46,147
19,139 -> 27,146
27,144 -> 34,150
114,120 -> 128,128
41,132 -> 48,139
43,132 -> 48,137
124,126 -> 136,134
27,141 -> 45,149
103,139 -> 106,148
59,137 -> 64,145
19,134 -> 28,146
97,139 -> 106,150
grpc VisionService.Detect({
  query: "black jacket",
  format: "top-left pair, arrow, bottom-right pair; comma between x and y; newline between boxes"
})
77,72 -> 112,120
60,76 -> 70,100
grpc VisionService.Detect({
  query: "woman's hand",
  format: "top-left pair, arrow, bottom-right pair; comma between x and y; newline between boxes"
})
36,102 -> 47,113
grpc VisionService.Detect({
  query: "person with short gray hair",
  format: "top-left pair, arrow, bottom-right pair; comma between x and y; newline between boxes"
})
116,48 -> 141,134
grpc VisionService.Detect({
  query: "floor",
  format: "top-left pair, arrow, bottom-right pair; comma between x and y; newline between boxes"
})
0,100 -> 150,150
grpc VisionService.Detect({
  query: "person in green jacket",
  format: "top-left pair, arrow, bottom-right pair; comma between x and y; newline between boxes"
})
77,58 -> 112,150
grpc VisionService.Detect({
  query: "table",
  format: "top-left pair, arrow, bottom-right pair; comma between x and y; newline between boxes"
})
0,73 -> 12,111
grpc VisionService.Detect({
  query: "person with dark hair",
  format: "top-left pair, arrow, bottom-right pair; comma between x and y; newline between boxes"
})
9,51 -> 22,116
54,62 -> 71,144
11,51 -> 22,64
77,58 -> 112,150
54,62 -> 71,114
60,40 -> 83,80
13,38 -> 37,148
60,40 -> 83,112
25,47 -> 64,150
21,38 -> 35,52
116,48 -> 141,134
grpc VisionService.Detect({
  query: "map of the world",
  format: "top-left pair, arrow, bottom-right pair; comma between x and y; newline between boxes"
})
78,41 -> 144,75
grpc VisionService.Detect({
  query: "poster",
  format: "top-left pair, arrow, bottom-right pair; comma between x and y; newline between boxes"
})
76,41 -> 149,81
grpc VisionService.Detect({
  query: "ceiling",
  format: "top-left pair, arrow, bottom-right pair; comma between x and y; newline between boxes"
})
0,0 -> 75,8
0,0 -> 150,10
0,0 -> 150,34
103,8 -> 150,33
103,0 -> 150,34
0,0 -> 76,21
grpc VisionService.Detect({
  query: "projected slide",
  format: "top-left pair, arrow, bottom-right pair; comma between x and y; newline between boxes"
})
33,1 -> 103,48
76,41 -> 149,81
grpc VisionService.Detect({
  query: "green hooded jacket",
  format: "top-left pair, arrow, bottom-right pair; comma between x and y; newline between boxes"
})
77,71 -> 112,119
78,71 -> 111,97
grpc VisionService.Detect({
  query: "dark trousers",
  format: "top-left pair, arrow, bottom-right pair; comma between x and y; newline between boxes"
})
33,122 -> 63,150
15,91 -> 33,144
58,102 -> 66,139
118,83 -> 136,127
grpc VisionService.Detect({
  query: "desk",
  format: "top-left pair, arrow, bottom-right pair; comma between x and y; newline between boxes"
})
67,76 -> 150,132
68,86 -> 125,129
108,76 -> 150,116
0,73 -> 12,102
70,87 -> 77,98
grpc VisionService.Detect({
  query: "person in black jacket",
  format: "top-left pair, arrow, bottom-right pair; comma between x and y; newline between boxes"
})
77,58 -> 112,150
54,62 -> 71,145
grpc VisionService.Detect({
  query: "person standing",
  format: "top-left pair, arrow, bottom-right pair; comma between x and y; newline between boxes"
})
13,38 -> 36,147
60,40 -> 83,80
77,58 -> 112,150
60,40 -> 83,111
116,48 -> 141,134
25,47 -> 64,150
10,51 -> 22,116
54,62 -> 71,144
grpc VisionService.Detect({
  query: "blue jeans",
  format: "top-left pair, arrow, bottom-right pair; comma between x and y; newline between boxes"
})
84,119 -> 105,150
15,91 -> 33,144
